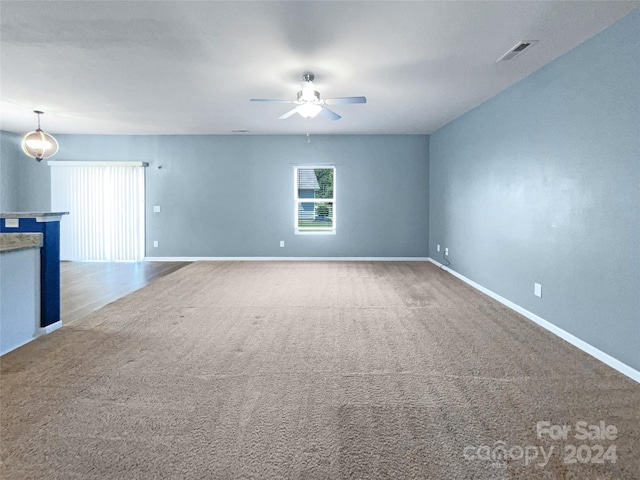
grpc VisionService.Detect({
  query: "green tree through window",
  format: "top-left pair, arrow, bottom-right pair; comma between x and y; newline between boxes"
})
314,168 -> 333,199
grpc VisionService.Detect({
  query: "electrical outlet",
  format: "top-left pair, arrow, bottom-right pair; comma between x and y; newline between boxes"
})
153,240 -> 159,248
444,248 -> 449,256
437,244 -> 440,252
280,240 -> 285,248
534,283 -> 542,297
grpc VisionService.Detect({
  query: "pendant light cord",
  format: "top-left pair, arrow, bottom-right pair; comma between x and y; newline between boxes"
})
34,110 -> 44,130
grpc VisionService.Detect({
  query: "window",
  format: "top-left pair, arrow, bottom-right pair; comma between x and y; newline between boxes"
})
295,167 -> 335,234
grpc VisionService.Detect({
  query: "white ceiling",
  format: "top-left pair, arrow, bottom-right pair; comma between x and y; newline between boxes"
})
1,1 -> 637,136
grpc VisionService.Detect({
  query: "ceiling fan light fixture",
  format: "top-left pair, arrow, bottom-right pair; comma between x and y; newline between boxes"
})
297,103 -> 323,119
250,72 -> 364,121
300,82 -> 318,102
22,110 -> 59,161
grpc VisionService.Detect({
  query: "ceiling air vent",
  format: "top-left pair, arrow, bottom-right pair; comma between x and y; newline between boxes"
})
496,40 -> 538,62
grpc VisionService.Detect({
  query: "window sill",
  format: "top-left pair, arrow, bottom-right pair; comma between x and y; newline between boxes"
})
294,229 -> 336,235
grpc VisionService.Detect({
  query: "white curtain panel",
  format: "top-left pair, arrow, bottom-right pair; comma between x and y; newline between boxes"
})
51,165 -> 145,261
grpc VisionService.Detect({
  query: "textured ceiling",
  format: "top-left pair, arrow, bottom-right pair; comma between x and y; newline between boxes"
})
1,1 -> 637,135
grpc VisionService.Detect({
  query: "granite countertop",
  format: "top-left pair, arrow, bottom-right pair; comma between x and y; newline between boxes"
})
0,212 -> 69,218
0,233 -> 44,253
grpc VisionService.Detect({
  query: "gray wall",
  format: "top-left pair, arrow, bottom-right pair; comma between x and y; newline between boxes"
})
0,131 -> 21,212
0,130 -> 52,212
50,134 -> 429,257
429,11 -> 639,370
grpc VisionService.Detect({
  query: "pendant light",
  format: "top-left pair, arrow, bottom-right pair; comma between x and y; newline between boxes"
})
22,110 -> 59,162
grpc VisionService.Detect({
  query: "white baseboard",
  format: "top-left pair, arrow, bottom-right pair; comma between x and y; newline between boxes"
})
1,321 -> 63,356
38,320 -> 62,336
426,258 -> 640,384
144,256 -> 430,262
1,337 -> 35,356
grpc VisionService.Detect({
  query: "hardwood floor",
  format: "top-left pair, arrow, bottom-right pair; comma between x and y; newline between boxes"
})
60,261 -> 191,325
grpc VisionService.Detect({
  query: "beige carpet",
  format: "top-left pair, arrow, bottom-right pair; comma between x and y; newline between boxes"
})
1,261 -> 638,479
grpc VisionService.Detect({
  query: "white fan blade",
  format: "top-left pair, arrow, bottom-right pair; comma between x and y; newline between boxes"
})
250,99 -> 295,103
323,96 -> 367,105
320,107 -> 341,120
278,108 -> 299,120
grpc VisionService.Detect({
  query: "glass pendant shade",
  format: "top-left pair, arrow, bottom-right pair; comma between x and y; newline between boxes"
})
22,129 -> 59,161
22,111 -> 59,162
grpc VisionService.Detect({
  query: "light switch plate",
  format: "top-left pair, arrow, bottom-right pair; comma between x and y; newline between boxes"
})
153,205 -> 160,213
534,283 -> 542,297
153,240 -> 159,248
280,241 -> 285,247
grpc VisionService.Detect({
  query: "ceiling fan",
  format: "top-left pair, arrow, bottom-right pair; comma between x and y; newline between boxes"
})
250,73 -> 366,120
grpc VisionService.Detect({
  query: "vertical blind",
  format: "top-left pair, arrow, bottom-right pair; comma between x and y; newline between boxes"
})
51,164 -> 145,261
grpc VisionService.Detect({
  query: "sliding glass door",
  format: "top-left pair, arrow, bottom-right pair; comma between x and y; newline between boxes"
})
51,163 -> 146,261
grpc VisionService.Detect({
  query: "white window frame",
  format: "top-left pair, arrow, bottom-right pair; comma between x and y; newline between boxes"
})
294,166 -> 336,235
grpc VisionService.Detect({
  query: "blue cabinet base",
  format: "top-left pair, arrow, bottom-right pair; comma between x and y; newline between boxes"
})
1,216 -> 64,328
